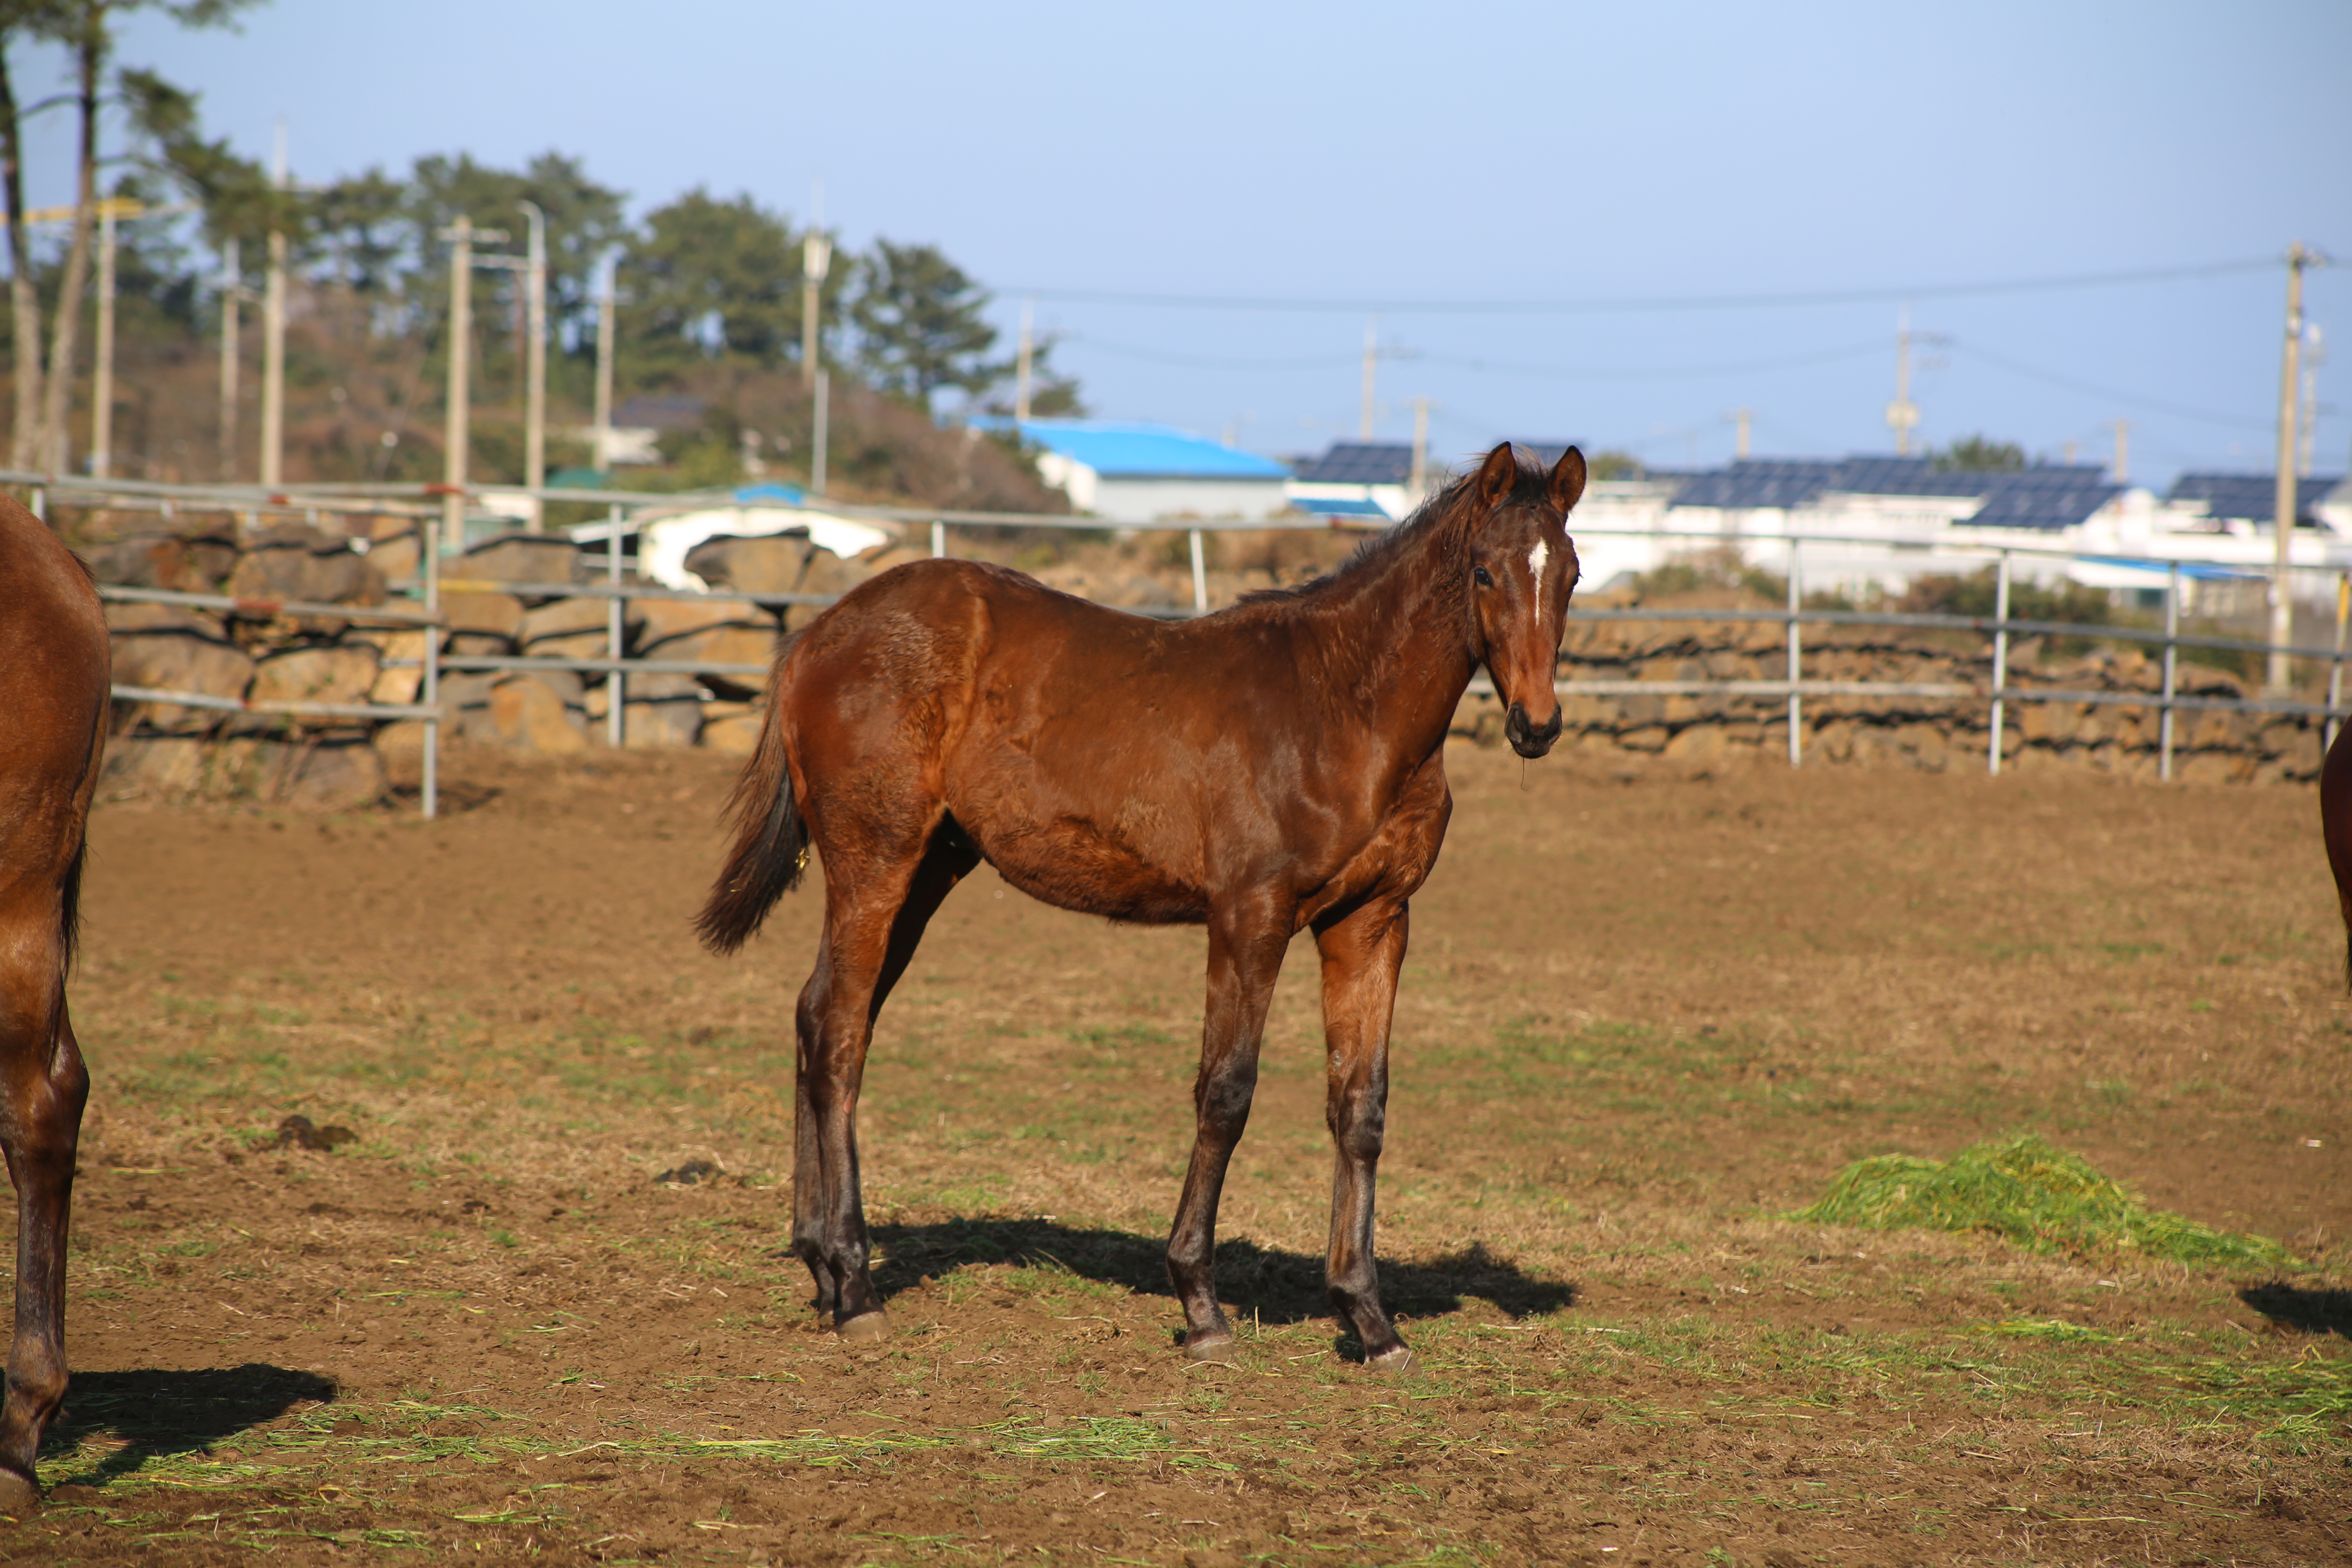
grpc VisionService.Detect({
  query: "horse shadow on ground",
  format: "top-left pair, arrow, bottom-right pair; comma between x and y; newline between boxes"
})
38,1365 -> 338,1490
867,1217 -> 1575,1352
2240,1281 -> 2352,1338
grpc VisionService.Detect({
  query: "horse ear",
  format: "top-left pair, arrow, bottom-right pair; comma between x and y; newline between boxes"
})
1475,443 -> 1519,511
1549,445 -> 1588,513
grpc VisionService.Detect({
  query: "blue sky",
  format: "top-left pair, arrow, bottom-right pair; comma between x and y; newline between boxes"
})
60,0 -> 2352,483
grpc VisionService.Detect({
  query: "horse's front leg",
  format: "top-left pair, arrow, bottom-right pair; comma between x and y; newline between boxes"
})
1314,896 -> 1412,1370
0,985 -> 89,1510
1167,893 -> 1292,1360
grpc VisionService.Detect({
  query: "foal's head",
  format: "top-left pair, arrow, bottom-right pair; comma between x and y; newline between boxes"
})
1461,442 -> 1585,758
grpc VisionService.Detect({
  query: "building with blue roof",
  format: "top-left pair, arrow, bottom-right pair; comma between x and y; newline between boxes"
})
1008,419 -> 1292,523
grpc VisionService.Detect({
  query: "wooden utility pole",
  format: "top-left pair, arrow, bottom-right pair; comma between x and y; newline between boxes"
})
89,202 -> 114,477
218,239 -> 241,479
2269,243 -> 2311,693
260,123 -> 288,488
518,200 -> 546,520
1014,296 -> 1033,423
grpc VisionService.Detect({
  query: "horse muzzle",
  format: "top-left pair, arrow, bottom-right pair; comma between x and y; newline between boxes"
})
1503,701 -> 1562,759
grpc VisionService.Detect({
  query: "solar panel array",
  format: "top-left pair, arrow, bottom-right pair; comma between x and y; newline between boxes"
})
2167,472 -> 2348,524
1292,443 -> 1415,484
1667,457 -> 2124,531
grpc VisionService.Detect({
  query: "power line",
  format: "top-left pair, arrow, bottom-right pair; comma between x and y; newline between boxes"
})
1948,339 -> 2276,431
1419,340 -> 1886,381
998,256 -> 2280,317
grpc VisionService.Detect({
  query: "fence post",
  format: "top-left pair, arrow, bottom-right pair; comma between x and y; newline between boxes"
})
931,520 -> 946,559
1190,528 -> 1209,615
2159,562 -> 2179,781
422,509 -> 441,821
606,502 -> 625,750
1987,550 -> 2012,777
1786,539 -> 1802,767
2330,572 -> 2350,754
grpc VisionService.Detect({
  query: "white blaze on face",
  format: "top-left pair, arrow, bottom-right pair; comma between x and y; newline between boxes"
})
1527,539 -> 1550,629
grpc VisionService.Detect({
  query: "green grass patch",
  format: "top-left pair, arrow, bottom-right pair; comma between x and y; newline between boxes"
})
1791,1133 -> 2287,1267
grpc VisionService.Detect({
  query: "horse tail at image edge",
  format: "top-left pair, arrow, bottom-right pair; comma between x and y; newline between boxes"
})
695,647 -> 810,956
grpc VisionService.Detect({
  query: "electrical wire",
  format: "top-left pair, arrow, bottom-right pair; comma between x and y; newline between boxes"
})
1947,339 -> 2278,431
996,256 -> 2280,317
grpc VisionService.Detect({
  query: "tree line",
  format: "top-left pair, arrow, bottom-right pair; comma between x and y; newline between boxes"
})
0,0 -> 1080,486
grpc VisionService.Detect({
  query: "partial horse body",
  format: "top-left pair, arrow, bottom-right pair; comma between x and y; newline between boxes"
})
2322,722 -> 2352,988
700,442 -> 1584,1368
0,497 -> 106,1507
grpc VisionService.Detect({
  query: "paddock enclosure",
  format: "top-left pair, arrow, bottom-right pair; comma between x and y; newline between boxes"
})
9,742 -> 2351,1564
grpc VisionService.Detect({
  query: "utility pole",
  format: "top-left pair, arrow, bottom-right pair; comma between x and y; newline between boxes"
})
1885,307 -> 1919,457
518,200 -> 547,520
218,238 -> 241,479
2269,243 -> 2312,693
1014,296 -> 1033,423
260,121 -> 288,488
441,216 -> 509,555
89,200 -> 115,477
592,251 -> 617,474
2109,419 -> 2129,483
803,207 -> 831,493
1359,320 -> 1377,440
1410,396 -> 1429,499
1732,407 -> 1752,461
2301,323 -> 2325,477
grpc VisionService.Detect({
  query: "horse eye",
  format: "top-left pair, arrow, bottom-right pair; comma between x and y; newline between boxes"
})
1474,566 -> 1493,587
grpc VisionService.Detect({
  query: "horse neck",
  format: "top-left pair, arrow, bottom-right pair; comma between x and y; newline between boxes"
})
1305,510 -> 1479,752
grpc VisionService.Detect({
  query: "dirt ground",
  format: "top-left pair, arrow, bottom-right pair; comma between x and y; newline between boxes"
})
9,741 -> 2352,1565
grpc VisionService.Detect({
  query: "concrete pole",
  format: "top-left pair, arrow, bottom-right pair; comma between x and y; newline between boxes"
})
89,202 -> 114,477
1014,296 -> 1033,423
1733,407 -> 1752,461
1410,396 -> 1429,499
1886,307 -> 1918,457
811,367 -> 829,495
2111,419 -> 2129,483
260,122 -> 287,488
518,200 -> 546,521
592,252 -> 616,473
801,230 -> 830,390
443,216 -> 476,557
1359,320 -> 1377,440
217,238 -> 240,480
2269,243 -> 2308,694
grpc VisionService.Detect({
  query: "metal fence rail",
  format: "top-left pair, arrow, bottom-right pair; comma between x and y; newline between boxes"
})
47,474 -> 2352,815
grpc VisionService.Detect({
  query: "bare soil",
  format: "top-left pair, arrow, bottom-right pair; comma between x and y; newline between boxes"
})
11,744 -> 2352,1565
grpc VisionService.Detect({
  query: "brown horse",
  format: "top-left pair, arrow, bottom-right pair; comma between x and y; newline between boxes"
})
0,496 -> 107,1508
699,442 -> 1584,1369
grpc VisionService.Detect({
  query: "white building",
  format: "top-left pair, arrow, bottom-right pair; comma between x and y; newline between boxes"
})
1012,420 -> 1292,522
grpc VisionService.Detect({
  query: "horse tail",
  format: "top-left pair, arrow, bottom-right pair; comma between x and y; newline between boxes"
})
696,643 -> 810,956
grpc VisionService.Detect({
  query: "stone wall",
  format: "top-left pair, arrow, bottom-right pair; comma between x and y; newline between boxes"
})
89,527 -> 2324,812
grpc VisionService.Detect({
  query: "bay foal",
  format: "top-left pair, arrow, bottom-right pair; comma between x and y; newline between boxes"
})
0,497 -> 107,1506
700,442 -> 1585,1368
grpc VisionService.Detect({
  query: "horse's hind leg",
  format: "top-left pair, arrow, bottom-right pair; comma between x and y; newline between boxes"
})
0,913 -> 90,1508
791,825 -> 977,1340
1313,897 -> 1412,1371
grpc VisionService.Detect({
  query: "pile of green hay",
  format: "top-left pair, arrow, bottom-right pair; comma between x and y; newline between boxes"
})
1792,1134 -> 2287,1267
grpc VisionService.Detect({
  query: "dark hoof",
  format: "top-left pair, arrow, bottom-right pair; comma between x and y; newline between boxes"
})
1182,1332 -> 1235,1363
0,1465 -> 38,1517
1363,1344 -> 1417,1374
837,1310 -> 891,1345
